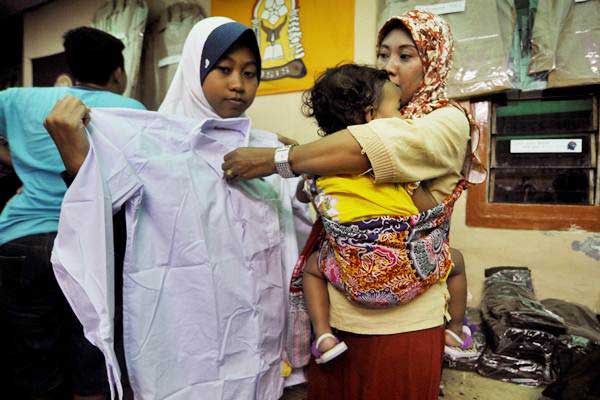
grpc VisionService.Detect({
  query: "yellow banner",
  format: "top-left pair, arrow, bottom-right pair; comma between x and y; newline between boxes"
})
212,0 -> 355,96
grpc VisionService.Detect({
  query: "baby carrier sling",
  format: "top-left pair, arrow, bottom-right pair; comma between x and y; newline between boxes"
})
286,180 -> 466,368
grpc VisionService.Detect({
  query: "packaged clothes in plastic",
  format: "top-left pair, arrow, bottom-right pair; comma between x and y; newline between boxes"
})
93,0 -> 148,97
379,0 -> 515,98
529,0 -> 600,88
508,0 -> 547,92
541,298 -> 600,343
543,346 -> 600,400
481,267 -> 566,362
477,349 -> 555,386
139,3 -> 205,110
552,335 -> 599,380
444,307 -> 487,371
479,267 -> 569,386
540,298 -> 600,383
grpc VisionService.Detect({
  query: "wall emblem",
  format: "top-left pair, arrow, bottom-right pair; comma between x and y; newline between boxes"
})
252,0 -> 307,81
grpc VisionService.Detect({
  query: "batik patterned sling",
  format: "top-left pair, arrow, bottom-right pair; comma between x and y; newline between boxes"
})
285,180 -> 467,368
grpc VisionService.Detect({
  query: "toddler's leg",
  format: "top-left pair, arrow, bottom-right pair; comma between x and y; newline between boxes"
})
303,251 -> 348,363
303,252 -> 338,353
444,248 -> 477,357
446,247 -> 467,345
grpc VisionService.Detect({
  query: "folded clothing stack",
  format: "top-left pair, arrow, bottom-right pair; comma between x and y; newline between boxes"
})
478,267 -> 565,386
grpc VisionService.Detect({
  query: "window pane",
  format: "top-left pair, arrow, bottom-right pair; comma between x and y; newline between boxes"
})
490,168 -> 593,205
492,134 -> 593,168
495,98 -> 595,134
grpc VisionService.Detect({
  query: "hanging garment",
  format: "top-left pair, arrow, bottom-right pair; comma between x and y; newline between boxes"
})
530,0 -> 600,88
139,3 -> 205,110
51,108 -> 307,400
93,0 -> 149,97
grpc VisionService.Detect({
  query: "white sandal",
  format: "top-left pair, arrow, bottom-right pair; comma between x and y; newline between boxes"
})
444,325 -> 478,358
311,333 -> 348,364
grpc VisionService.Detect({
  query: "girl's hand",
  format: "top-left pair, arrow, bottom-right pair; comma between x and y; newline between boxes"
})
222,147 -> 277,181
44,96 -> 91,176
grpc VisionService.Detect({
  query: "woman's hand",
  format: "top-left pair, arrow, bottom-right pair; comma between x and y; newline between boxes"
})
44,96 -> 91,176
222,147 -> 277,180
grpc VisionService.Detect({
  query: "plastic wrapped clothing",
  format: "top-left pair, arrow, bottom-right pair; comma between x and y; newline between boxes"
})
138,3 -> 205,110
543,345 -> 600,400
379,0 -> 515,98
551,334 -> 600,385
51,108 -> 309,400
529,0 -> 600,88
92,0 -> 148,98
480,267 -> 565,386
541,298 -> 600,343
476,349 -> 554,386
541,298 -> 600,381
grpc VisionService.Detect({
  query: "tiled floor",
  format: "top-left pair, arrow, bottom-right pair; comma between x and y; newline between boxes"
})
279,370 -> 545,400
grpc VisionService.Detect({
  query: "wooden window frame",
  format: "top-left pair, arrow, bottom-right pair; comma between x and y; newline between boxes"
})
466,100 -> 600,231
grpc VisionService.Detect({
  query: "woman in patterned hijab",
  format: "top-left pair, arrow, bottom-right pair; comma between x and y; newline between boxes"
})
376,9 -> 454,118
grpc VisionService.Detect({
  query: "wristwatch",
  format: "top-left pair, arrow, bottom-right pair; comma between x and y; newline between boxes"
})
274,145 -> 297,178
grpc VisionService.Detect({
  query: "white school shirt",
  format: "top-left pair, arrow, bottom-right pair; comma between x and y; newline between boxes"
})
51,108 -> 309,400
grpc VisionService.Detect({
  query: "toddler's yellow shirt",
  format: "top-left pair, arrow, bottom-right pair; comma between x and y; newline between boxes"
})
314,175 -> 418,223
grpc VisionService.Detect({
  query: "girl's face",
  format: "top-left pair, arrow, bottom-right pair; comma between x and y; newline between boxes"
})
202,46 -> 259,118
376,28 -> 424,108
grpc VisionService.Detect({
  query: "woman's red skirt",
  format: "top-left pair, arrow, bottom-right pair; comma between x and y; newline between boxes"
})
307,325 -> 445,400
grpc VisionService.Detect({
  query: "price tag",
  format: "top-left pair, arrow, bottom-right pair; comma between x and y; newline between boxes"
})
510,139 -> 582,153
415,1 -> 466,15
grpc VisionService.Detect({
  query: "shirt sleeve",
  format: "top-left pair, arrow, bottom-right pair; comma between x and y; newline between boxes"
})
347,106 -> 470,184
50,114 -> 142,400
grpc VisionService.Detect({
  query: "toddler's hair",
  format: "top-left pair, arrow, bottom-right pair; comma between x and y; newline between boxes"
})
302,64 -> 389,136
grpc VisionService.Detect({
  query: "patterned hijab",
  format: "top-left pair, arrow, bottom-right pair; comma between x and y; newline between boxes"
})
377,10 -> 454,118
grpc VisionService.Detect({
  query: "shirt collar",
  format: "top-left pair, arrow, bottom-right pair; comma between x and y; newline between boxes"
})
190,117 -> 252,175
194,117 -> 251,148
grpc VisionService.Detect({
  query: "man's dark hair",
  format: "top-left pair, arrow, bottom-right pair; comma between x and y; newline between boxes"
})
63,27 -> 125,85
302,64 -> 389,136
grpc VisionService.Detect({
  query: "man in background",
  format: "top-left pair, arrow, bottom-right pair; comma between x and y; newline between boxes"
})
0,27 -> 144,400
